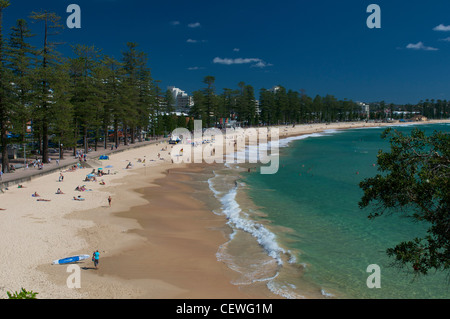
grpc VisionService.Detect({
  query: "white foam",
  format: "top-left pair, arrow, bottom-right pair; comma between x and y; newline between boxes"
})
208,172 -> 286,265
278,129 -> 341,148
229,130 -> 340,166
287,251 -> 297,264
266,281 -> 305,299
207,173 -> 222,197
321,289 -> 334,298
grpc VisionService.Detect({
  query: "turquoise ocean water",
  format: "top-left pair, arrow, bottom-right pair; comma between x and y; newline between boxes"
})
207,123 -> 450,299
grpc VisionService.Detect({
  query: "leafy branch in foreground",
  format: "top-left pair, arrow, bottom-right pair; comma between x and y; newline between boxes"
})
6,288 -> 38,299
359,127 -> 450,275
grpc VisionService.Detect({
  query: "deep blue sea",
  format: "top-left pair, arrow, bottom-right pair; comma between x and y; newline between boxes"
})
208,123 -> 450,299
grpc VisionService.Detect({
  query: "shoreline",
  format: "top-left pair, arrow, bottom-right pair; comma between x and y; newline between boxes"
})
100,164 -> 276,298
0,120 -> 448,299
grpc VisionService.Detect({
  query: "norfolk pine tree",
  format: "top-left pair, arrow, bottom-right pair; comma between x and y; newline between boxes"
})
29,10 -> 64,163
7,18 -> 37,144
0,0 -> 12,173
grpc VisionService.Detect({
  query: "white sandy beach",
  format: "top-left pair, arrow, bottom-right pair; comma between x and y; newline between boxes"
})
0,120 -> 448,299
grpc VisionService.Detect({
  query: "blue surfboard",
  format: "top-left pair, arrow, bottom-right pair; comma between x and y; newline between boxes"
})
52,254 -> 90,265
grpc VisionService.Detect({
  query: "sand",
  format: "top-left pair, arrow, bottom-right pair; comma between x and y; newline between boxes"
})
0,120 -> 448,299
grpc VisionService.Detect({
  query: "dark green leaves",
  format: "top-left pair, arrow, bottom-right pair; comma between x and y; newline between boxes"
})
359,127 -> 450,275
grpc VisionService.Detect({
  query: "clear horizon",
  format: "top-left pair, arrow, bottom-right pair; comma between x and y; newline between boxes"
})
3,0 -> 450,105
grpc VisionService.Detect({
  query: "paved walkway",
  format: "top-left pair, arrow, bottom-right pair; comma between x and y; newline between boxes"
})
0,138 -> 168,189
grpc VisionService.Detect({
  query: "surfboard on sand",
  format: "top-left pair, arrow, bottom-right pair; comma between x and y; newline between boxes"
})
52,254 -> 91,265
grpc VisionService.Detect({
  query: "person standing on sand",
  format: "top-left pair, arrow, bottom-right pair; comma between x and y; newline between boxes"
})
92,250 -> 100,269
108,196 -> 112,207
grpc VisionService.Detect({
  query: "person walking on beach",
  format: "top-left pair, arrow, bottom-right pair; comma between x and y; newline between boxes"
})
92,250 -> 100,269
108,196 -> 112,207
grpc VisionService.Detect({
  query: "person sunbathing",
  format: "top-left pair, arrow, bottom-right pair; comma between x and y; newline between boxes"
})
32,192 -> 40,197
37,199 -> 51,202
73,196 -> 85,201
56,188 -> 64,194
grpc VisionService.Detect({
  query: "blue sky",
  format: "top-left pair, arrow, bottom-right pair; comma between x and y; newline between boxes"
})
3,0 -> 450,104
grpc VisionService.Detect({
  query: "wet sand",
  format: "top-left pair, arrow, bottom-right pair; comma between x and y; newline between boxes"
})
38,163 -> 278,299
99,164 -> 276,298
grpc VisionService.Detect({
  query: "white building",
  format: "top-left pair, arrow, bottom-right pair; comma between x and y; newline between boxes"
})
268,86 -> 281,93
357,101 -> 370,118
168,86 -> 193,113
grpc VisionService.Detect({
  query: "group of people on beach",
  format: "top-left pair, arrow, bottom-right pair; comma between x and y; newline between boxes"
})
75,185 -> 91,192
24,163 -> 113,206
76,150 -> 88,163
32,191 -> 51,202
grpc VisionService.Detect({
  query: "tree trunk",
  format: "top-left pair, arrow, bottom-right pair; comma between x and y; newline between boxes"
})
103,126 -> 108,149
83,126 -> 88,154
73,118 -> 78,157
42,120 -> 49,163
114,119 -> 118,146
1,125 -> 9,173
59,141 -> 64,160
137,126 -> 142,142
130,127 -> 135,144
123,123 -> 128,146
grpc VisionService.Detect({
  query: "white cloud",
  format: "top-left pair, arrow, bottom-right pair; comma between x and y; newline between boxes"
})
233,48 -> 240,52
213,57 -> 273,68
439,37 -> 450,42
251,60 -> 273,68
406,42 -> 438,51
170,21 -> 180,26
433,24 -> 450,31
186,39 -> 207,44
188,22 -> 201,28
187,66 -> 205,70
213,57 -> 259,65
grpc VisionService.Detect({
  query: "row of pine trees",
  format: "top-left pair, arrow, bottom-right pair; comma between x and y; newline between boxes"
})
189,76 -> 364,128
